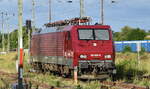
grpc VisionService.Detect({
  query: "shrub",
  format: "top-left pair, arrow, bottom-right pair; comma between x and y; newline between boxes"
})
116,59 -> 147,80
140,47 -> 146,54
75,85 -> 82,89
123,45 -> 132,53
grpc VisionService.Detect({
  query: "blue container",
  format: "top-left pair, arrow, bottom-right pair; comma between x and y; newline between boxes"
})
146,43 -> 150,52
130,43 -> 137,52
114,40 -> 150,52
115,43 -> 123,52
141,43 -> 148,52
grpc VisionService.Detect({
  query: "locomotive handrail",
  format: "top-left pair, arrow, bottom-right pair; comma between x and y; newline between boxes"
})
45,17 -> 91,27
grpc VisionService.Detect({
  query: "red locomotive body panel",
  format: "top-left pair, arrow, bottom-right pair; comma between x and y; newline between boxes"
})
31,32 -> 65,56
69,25 -> 115,67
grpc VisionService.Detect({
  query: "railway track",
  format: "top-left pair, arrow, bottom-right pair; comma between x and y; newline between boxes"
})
0,70 -> 76,89
29,70 -> 150,89
0,71 -> 60,89
100,81 -> 149,89
0,70 -> 150,89
141,75 -> 150,80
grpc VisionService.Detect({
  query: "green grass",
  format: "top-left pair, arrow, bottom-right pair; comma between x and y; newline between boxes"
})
133,78 -> 150,86
0,52 -> 150,88
0,52 -> 17,73
0,52 -> 101,89
0,80 -> 5,88
116,52 -> 150,86
82,81 -> 100,89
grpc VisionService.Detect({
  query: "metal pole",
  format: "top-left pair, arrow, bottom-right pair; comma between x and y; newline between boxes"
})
28,24 -> 30,61
4,14 -> 15,53
6,17 -> 10,52
137,43 -> 141,64
80,0 -> 84,18
1,12 -> 5,52
100,0 -> 104,24
49,0 -> 51,23
18,0 -> 24,88
8,24 -> 10,53
32,0 -> 35,32
74,66 -> 78,84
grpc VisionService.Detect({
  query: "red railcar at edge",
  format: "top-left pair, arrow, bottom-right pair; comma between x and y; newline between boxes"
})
30,25 -> 116,79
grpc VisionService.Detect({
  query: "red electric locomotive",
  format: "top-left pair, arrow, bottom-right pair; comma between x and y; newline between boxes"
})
30,17 -> 116,79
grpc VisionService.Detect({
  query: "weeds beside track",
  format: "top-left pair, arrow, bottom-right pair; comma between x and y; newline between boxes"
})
0,69 -> 150,89
100,81 -> 149,89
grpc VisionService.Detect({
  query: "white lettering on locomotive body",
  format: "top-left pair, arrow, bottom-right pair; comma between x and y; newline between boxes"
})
90,54 -> 101,57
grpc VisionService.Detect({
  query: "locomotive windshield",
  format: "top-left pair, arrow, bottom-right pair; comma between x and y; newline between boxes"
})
78,29 -> 109,40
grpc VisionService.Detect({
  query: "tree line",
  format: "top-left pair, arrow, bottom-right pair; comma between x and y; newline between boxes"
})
114,26 -> 150,41
0,26 -> 32,51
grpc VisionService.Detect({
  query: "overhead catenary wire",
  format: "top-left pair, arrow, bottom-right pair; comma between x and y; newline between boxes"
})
30,0 -> 114,25
28,0 -> 150,31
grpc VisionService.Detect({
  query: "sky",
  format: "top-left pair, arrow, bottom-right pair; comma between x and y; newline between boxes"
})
0,0 -> 150,32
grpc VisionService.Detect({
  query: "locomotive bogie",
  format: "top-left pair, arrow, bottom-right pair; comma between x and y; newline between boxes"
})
78,60 -> 115,75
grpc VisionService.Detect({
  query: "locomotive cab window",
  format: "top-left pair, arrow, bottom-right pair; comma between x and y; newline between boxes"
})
78,29 -> 94,40
78,29 -> 110,40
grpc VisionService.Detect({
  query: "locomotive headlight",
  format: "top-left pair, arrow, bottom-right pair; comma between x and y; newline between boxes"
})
104,55 -> 111,59
80,55 -> 87,58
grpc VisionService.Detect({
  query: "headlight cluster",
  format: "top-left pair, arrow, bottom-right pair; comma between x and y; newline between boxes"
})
104,55 -> 111,58
80,55 -> 87,59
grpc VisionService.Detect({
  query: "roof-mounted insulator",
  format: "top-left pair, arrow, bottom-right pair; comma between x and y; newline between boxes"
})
45,17 -> 91,27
